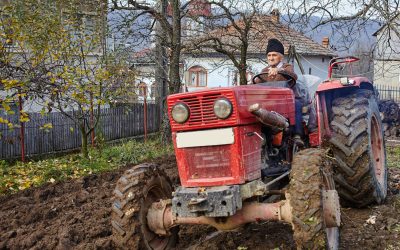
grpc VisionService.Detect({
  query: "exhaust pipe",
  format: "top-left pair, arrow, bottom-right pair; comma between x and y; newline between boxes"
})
249,103 -> 289,130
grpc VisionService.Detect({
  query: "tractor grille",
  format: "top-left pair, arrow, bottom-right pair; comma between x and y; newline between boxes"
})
170,91 -> 237,130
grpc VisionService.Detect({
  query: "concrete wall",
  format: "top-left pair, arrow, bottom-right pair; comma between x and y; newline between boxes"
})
375,28 -> 400,60
374,60 -> 400,87
374,21 -> 400,87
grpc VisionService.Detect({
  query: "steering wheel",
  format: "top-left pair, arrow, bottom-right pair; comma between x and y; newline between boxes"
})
252,71 -> 296,88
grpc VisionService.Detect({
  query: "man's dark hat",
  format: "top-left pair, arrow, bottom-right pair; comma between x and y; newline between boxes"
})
266,38 -> 284,55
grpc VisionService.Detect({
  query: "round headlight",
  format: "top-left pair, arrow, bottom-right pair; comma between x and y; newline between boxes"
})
171,103 -> 190,123
213,98 -> 233,119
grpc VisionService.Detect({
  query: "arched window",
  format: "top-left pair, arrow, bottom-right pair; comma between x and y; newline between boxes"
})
187,66 -> 207,87
138,82 -> 147,97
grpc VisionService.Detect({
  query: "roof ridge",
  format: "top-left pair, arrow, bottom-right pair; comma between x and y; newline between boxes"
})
186,13 -> 336,57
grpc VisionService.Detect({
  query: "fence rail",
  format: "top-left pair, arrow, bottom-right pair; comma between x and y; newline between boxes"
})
375,84 -> 400,102
0,103 -> 160,160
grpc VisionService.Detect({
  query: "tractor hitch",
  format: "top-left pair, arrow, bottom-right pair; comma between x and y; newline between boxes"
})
172,185 -> 242,217
147,199 -> 293,234
147,189 -> 340,236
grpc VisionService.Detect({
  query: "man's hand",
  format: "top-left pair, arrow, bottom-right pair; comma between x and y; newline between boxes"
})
268,67 -> 279,76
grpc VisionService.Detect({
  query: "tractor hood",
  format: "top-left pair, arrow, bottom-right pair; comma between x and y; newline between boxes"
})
167,84 -> 295,132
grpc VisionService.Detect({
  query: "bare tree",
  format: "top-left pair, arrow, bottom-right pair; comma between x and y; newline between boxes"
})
110,0 -> 199,94
110,0 -> 212,142
272,0 -> 399,84
187,0 -> 275,85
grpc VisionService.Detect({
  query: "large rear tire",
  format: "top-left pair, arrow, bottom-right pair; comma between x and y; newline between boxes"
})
111,163 -> 179,249
288,148 -> 340,250
329,89 -> 387,207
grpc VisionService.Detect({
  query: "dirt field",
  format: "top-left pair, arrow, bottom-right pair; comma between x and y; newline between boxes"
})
1,152 -> 400,250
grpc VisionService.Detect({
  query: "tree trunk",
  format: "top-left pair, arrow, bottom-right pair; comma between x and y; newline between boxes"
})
162,0 -> 181,144
160,104 -> 171,144
155,0 -> 168,123
168,0 -> 182,95
80,122 -> 89,158
239,67 -> 247,85
239,41 -> 248,85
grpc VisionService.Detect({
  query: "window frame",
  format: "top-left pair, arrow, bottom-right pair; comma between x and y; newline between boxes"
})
187,66 -> 208,87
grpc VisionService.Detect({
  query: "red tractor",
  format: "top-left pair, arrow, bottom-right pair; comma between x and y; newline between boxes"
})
111,57 -> 387,249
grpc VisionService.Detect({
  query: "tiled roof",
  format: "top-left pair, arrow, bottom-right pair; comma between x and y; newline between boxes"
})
187,15 -> 336,57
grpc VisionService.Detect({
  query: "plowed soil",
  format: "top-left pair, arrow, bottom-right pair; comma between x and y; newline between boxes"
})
1,154 -> 400,250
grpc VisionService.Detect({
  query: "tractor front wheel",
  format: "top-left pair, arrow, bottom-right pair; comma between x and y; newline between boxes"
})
111,163 -> 179,249
288,148 -> 340,249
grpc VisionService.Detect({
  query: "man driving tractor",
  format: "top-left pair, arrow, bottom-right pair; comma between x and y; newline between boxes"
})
254,38 -> 316,146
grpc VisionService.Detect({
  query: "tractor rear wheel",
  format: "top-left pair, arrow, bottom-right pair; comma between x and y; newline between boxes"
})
329,89 -> 387,207
288,148 -> 340,250
111,163 -> 179,249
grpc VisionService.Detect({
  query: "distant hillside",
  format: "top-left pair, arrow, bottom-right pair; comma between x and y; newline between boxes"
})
107,10 -> 382,56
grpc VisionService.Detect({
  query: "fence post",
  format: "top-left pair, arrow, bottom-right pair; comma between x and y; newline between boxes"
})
143,88 -> 148,142
18,90 -> 25,162
90,92 -> 95,147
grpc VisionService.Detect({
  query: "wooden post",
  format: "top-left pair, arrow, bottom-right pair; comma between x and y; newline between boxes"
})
18,90 -> 25,162
143,86 -> 148,142
90,92 -> 95,147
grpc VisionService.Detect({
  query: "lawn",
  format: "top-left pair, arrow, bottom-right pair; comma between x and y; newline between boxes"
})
1,139 -> 399,195
387,145 -> 400,169
0,137 -> 173,194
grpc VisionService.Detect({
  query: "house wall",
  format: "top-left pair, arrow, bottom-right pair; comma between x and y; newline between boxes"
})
183,55 -> 331,91
130,64 -> 157,102
374,60 -> 400,87
374,22 -> 400,87
375,28 -> 400,60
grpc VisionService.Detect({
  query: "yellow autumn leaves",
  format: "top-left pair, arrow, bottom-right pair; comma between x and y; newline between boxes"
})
0,137 -> 174,195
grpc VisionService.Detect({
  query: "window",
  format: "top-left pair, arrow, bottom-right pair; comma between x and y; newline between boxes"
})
84,15 -> 95,36
61,12 -> 101,51
187,66 -> 207,87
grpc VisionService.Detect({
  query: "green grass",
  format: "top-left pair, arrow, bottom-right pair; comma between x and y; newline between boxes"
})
2,139 -> 398,195
387,145 -> 400,169
0,137 -> 173,195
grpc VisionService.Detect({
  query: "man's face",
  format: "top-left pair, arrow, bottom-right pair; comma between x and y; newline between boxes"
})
267,52 -> 283,67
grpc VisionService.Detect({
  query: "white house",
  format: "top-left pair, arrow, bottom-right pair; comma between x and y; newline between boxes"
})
182,13 -> 336,92
372,13 -> 400,89
131,12 -> 336,95
129,48 -> 158,103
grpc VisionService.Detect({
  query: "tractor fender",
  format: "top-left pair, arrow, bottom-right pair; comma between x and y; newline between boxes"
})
316,77 -> 374,93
